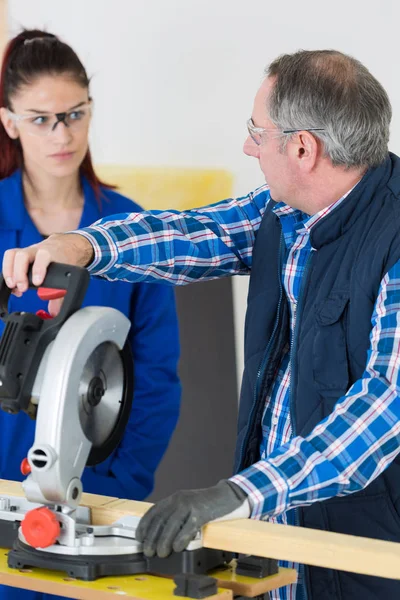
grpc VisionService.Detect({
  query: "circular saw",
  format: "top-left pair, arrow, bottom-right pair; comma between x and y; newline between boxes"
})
0,262 -> 134,507
0,264 -> 235,583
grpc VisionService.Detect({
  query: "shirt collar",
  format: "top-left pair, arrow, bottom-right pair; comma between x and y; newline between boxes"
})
0,169 -> 103,231
272,184 -> 359,235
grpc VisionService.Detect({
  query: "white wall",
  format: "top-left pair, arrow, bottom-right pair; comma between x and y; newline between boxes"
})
8,0 -> 400,385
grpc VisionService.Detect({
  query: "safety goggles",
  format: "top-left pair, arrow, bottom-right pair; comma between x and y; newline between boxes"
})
7,101 -> 92,137
247,118 -> 325,146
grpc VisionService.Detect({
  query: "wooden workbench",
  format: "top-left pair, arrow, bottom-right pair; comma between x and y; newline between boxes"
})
0,480 -> 296,599
2,478 -> 400,598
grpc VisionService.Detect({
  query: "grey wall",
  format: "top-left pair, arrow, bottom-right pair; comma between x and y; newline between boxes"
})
149,277 -> 239,501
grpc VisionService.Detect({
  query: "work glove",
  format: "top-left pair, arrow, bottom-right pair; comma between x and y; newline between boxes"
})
136,479 -> 250,558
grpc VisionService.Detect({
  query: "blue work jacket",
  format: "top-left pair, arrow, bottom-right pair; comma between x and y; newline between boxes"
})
0,170 -> 181,600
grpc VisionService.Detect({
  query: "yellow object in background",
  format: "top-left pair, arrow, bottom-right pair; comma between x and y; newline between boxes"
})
95,165 -> 233,211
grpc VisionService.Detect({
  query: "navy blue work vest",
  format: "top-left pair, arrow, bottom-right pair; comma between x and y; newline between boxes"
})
235,153 -> 400,599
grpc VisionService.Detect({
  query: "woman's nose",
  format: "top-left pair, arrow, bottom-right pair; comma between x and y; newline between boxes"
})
51,121 -> 72,143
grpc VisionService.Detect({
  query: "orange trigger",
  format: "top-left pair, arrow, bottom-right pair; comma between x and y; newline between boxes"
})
37,288 -> 67,301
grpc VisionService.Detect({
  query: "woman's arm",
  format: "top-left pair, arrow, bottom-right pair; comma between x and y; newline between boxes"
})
82,283 -> 180,499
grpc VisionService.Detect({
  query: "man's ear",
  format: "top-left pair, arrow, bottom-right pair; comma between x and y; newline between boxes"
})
289,131 -> 319,170
0,107 -> 19,139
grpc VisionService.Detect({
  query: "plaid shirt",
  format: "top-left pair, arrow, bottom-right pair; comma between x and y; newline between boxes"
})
78,185 -> 400,600
231,194 -> 352,600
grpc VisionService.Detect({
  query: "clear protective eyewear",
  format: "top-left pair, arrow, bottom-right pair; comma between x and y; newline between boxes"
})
7,101 -> 92,137
247,118 -> 325,146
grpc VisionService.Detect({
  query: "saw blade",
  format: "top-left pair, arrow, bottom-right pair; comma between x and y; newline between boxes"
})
79,342 -> 132,464
78,341 -> 124,448
84,340 -> 133,467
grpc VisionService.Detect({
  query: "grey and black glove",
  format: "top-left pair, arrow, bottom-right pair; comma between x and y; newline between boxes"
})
136,479 -> 249,558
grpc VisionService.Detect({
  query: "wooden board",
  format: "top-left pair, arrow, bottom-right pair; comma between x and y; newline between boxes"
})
203,518 -> 400,581
3,478 -> 400,582
210,564 -> 296,597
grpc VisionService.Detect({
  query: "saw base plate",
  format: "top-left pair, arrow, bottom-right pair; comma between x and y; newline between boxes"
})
8,539 -> 234,582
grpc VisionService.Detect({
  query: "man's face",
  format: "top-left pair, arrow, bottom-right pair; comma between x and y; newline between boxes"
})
243,77 -> 295,203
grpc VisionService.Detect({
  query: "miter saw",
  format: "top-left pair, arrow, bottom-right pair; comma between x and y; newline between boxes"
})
0,263 -> 233,582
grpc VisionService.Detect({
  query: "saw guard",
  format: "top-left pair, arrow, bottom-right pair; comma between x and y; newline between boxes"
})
23,306 -> 131,508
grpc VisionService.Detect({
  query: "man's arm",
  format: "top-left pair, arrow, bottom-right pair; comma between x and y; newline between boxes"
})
135,259 -> 400,558
231,259 -> 400,518
2,187 -> 271,293
76,188 -> 269,283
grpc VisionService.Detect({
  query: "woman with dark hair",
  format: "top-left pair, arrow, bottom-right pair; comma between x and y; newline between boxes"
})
0,28 -> 181,600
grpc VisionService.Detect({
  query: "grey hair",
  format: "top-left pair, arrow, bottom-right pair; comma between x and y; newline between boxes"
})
265,50 -> 391,168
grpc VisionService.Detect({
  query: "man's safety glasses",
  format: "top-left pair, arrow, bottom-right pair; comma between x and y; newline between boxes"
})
247,118 -> 325,146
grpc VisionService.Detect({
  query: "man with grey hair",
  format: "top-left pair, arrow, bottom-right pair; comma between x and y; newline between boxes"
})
3,50 -> 400,599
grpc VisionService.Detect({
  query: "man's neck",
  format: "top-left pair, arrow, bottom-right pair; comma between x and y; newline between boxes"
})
288,165 -> 367,215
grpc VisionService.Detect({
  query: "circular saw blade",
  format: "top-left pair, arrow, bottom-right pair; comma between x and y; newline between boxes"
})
78,341 -> 134,466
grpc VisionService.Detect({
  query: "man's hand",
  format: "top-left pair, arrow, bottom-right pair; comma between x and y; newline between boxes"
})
2,233 -> 94,294
136,480 -> 249,558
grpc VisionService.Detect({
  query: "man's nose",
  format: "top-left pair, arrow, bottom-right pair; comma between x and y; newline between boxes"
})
243,135 -> 260,158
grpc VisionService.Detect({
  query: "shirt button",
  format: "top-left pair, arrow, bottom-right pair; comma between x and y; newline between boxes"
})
272,417 -> 279,425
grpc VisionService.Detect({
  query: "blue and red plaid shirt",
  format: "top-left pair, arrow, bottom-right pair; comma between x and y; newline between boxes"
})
77,184 -> 400,599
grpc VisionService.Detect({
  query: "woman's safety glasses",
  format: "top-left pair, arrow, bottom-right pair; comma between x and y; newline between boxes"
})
7,101 -> 92,137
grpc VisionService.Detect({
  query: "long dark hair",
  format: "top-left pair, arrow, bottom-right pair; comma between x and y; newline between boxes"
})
0,29 -> 114,200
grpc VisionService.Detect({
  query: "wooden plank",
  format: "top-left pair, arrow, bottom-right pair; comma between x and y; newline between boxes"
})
90,499 -> 152,526
203,519 -> 400,581
3,479 -> 400,581
210,564 -> 296,597
0,480 -> 150,523
0,479 -> 119,509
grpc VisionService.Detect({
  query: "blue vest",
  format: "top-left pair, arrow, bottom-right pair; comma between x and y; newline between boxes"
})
235,153 -> 400,599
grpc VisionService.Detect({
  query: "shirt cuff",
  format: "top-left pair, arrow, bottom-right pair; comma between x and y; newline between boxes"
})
71,227 -> 120,275
230,460 -> 290,520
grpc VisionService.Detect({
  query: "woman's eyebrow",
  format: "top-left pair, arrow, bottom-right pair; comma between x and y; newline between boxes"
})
23,101 -> 87,114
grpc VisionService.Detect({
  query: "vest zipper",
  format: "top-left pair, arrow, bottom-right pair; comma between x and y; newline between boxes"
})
238,234 -> 285,469
290,251 -> 314,600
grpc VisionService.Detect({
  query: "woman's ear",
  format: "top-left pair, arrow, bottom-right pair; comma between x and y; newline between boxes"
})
0,107 -> 19,139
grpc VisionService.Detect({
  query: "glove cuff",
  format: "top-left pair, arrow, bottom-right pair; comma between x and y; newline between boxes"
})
222,479 -> 249,501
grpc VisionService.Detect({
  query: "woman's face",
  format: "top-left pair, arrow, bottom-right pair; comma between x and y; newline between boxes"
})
1,74 -> 91,179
